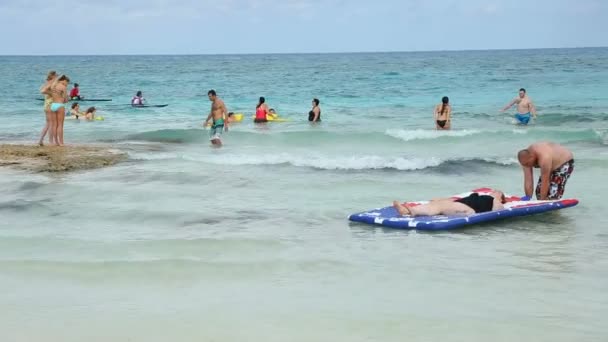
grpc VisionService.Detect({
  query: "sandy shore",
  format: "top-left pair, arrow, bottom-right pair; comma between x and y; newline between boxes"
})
0,144 -> 127,172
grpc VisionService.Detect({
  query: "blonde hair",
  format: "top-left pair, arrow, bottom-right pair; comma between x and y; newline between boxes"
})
46,70 -> 57,81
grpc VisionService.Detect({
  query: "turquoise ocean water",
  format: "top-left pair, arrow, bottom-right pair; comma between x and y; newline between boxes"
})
1,49 -> 608,341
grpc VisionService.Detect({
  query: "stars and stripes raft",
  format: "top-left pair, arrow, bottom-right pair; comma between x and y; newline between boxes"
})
348,187 -> 579,231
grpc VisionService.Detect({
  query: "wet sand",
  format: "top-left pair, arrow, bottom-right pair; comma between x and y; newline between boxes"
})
0,144 -> 127,172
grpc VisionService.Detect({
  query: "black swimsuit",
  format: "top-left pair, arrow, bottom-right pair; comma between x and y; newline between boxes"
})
455,193 -> 494,213
436,120 -> 447,128
308,108 -> 321,122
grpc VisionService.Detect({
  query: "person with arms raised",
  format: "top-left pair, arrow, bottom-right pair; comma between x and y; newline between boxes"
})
434,96 -> 451,130
502,88 -> 537,125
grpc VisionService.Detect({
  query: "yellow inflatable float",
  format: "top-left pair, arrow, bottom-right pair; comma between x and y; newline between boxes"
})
251,113 -> 289,122
205,112 -> 288,126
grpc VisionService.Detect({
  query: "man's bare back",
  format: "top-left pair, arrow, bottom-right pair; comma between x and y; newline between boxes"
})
518,141 -> 575,200
528,142 -> 573,170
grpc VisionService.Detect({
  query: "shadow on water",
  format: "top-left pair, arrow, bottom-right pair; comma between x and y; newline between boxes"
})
348,211 -> 580,275
179,210 -> 269,228
0,198 -> 51,213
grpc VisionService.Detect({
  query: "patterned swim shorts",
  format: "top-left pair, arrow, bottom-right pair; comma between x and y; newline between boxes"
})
536,159 -> 574,200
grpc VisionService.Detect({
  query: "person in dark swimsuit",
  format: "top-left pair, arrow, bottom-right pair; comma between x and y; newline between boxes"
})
308,98 -> 321,122
434,96 -> 451,130
393,190 -> 506,217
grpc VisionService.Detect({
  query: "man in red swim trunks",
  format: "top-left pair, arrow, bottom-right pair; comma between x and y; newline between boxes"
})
518,142 -> 574,200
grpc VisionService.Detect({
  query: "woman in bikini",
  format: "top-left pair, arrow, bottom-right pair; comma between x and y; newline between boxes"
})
48,75 -> 70,146
38,71 -> 57,146
393,190 -> 506,217
434,96 -> 451,130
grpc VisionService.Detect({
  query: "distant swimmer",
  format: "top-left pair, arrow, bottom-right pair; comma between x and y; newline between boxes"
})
69,83 -> 81,100
254,97 -> 271,123
518,142 -> 574,200
393,190 -> 506,217
131,91 -> 145,106
70,103 -> 83,119
84,107 -> 97,121
227,112 -> 238,124
308,98 -> 321,122
502,88 -> 537,125
204,89 -> 228,146
434,96 -> 451,130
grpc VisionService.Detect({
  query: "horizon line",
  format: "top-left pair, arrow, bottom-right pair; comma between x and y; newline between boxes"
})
0,46 -> 606,57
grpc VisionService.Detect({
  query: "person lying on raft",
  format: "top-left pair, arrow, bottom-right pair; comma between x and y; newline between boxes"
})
393,190 -> 506,217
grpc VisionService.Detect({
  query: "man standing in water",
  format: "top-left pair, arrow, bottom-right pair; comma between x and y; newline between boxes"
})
502,88 -> 537,125
204,90 -> 228,146
518,142 -> 574,200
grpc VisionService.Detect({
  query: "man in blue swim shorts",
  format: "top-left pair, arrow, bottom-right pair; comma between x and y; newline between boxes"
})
502,88 -> 537,125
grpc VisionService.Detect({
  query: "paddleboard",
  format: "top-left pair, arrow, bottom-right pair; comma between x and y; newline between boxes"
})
131,104 -> 169,108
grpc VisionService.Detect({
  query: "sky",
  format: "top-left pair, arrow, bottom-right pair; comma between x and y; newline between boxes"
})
0,0 -> 607,55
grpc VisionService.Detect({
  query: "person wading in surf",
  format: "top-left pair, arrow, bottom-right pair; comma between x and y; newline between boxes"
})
502,88 -> 537,125
434,96 -> 451,130
204,89 -> 229,147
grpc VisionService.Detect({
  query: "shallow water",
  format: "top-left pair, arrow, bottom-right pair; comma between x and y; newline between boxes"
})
1,49 -> 607,341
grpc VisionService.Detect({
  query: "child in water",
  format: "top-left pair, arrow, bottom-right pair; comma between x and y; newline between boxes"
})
83,107 -> 97,120
70,103 -> 83,119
